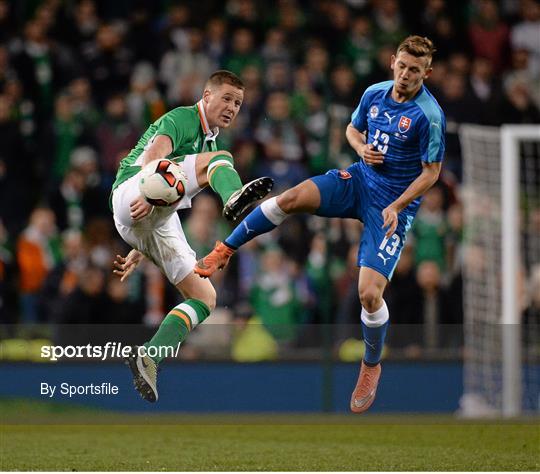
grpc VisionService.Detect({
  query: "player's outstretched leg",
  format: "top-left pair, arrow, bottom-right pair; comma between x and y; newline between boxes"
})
195,196 -> 289,277
125,346 -> 159,402
196,181 -> 321,277
195,241 -> 236,277
222,177 -> 274,221
205,152 -> 273,221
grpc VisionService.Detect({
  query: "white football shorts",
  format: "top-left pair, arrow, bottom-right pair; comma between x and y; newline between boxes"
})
112,154 -> 203,285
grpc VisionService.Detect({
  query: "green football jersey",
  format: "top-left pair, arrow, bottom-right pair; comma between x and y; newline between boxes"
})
111,102 -> 218,192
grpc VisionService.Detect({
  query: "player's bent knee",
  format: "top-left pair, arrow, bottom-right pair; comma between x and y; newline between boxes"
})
276,190 -> 295,213
277,188 -> 302,214
205,285 -> 217,312
190,283 -> 216,312
359,286 -> 382,312
277,181 -> 320,214
177,275 -> 217,311
214,150 -> 232,159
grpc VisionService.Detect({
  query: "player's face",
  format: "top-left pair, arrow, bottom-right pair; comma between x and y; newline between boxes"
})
203,83 -> 244,129
391,52 -> 432,98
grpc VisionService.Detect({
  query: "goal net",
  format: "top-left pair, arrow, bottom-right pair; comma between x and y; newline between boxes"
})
459,124 -> 540,417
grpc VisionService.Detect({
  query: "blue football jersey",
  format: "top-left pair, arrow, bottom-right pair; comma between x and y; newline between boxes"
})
350,80 -> 446,215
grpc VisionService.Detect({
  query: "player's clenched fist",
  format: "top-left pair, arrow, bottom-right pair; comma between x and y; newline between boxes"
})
360,144 -> 384,166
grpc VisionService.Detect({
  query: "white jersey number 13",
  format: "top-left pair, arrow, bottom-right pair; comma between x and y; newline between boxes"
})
372,128 -> 389,154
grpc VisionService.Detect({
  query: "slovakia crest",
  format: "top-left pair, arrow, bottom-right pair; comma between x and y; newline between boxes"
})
398,116 -> 412,133
338,170 -> 352,179
369,106 -> 379,119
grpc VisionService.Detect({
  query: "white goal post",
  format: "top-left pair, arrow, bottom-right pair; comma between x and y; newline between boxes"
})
459,124 -> 540,418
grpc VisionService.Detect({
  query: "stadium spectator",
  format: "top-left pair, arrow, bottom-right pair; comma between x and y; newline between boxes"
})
342,15 -> 377,82
126,62 -> 167,130
468,57 -> 503,124
60,0 -> 99,53
260,28 -> 291,67
47,166 -> 87,231
302,43 -> 330,92
95,93 -> 141,180
126,3 -> 161,67
0,0 -> 16,44
249,246 -> 304,343
372,0 -> 408,46
68,77 -> 100,130
504,48 -> 540,108
82,23 -> 134,105
204,18 -> 228,70
510,0 -> 540,79
437,72 -> 481,179
57,264 -> 107,324
412,185 -> 448,271
16,207 -> 60,322
39,228 -> 87,321
159,28 -> 213,106
223,28 -> 262,76
40,93 -> 90,188
499,75 -> 540,124
184,193 -> 230,258
255,91 -> 305,162
468,0 -> 510,72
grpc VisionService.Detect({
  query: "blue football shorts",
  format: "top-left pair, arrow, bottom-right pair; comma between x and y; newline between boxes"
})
310,164 -> 414,280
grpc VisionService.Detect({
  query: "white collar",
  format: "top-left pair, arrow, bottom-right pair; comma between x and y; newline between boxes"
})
196,100 -> 219,142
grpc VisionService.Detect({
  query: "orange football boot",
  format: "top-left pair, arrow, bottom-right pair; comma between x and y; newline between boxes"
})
194,241 -> 235,278
350,361 -> 382,413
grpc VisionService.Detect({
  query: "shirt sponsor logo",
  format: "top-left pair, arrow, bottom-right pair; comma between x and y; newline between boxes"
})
394,132 -> 408,141
398,116 -> 412,133
339,170 -> 352,179
369,106 -> 379,119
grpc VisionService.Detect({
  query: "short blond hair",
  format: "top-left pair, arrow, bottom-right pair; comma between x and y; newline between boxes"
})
397,36 -> 436,67
205,70 -> 245,90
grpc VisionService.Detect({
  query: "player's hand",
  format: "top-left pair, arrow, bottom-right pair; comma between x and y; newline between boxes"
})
381,205 -> 399,238
130,195 -> 153,221
113,249 -> 145,282
361,144 -> 384,166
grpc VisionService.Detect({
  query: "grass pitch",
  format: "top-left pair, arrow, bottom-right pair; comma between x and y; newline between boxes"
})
0,401 -> 538,471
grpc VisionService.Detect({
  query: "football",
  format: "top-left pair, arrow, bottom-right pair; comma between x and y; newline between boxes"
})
139,159 -> 187,206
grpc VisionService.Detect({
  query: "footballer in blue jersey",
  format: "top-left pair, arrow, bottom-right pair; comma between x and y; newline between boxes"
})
196,36 -> 445,413
314,78 -> 445,279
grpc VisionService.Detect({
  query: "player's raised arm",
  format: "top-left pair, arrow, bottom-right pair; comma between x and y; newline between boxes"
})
346,123 -> 385,166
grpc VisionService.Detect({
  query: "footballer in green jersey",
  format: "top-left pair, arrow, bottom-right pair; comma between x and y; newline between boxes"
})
111,71 -> 273,403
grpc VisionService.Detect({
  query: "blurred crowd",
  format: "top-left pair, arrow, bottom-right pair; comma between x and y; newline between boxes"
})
0,0 -> 539,359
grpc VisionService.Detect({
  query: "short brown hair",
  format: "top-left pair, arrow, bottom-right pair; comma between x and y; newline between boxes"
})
397,36 -> 436,67
206,70 -> 245,90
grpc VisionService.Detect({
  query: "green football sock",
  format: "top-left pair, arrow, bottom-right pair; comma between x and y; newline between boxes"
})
144,299 -> 210,364
207,154 -> 242,204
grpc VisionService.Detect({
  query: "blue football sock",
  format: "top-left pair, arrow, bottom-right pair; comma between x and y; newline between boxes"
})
362,320 -> 388,365
225,206 -> 277,249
